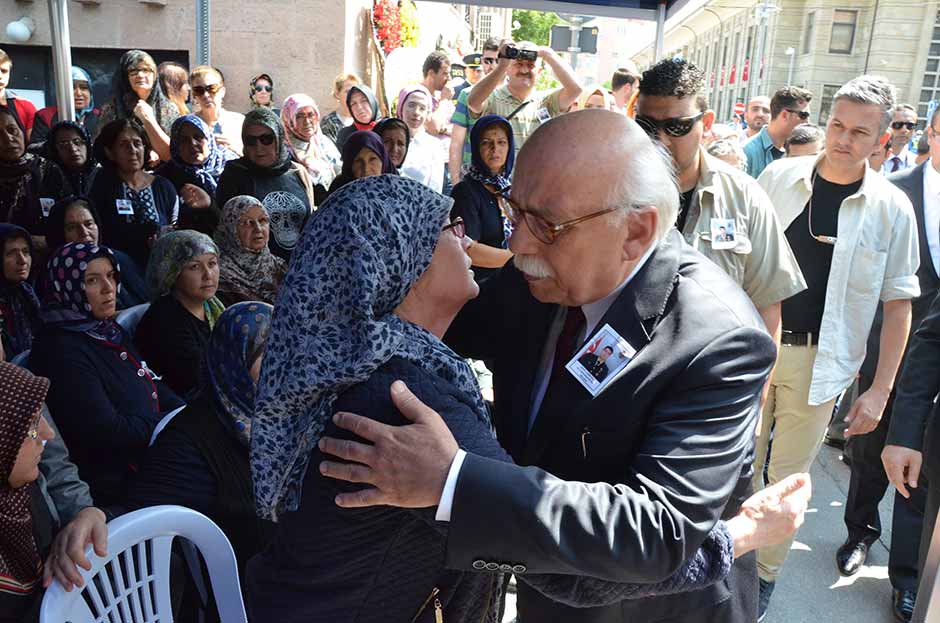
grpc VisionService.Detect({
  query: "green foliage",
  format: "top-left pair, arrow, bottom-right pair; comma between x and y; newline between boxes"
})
511,10 -> 560,46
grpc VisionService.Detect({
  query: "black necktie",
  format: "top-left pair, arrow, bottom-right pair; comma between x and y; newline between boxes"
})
891,156 -> 901,173
550,306 -> 585,385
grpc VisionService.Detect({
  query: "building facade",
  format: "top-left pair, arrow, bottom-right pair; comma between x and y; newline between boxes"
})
631,0 -> 940,129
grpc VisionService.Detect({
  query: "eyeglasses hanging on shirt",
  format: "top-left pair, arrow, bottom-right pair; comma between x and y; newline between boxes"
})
808,170 -> 837,246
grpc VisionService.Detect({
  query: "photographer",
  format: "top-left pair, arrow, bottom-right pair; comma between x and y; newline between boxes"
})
467,39 -> 581,155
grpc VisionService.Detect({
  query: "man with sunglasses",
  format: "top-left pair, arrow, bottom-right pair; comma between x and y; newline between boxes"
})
449,38 -> 501,185
635,58 -> 805,349
753,75 -> 921,621
882,104 -> 919,174
743,86 -> 813,178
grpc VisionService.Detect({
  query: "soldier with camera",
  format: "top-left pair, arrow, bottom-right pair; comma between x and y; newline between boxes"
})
466,39 -> 582,156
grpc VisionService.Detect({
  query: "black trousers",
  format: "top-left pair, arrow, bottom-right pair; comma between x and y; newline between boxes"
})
844,376 -> 927,591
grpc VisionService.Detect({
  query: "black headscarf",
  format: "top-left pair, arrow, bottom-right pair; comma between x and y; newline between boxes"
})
239,108 -> 293,176
45,121 -> 98,196
44,196 -> 99,253
373,117 -> 411,170
0,107 -> 41,227
0,225 -> 41,357
99,50 -> 179,135
328,131 -> 397,194
346,85 -> 381,130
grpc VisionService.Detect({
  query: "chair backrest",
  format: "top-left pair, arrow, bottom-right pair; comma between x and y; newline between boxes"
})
116,303 -> 151,338
40,505 -> 247,623
10,349 -> 30,368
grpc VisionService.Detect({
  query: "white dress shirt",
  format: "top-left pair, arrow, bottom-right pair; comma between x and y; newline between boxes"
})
923,159 -> 940,277
882,146 -> 916,175
436,243 -> 656,521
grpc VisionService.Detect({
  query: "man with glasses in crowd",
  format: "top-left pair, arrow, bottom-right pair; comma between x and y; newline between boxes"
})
449,38 -> 501,185
744,86 -> 813,178
753,75 -> 921,621
883,104 -> 919,174
635,58 -> 805,345
467,39 -> 582,158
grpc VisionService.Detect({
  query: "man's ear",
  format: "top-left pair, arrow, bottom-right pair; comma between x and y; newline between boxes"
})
703,110 -> 716,132
622,206 -> 658,262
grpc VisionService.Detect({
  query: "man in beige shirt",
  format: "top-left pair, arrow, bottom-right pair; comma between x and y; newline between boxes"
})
634,57 -> 806,341
467,39 -> 581,156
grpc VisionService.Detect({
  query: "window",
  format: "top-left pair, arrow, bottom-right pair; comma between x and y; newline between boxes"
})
477,13 -> 493,44
802,12 -> 815,54
829,10 -> 857,54
817,84 -> 841,124
917,9 -> 940,126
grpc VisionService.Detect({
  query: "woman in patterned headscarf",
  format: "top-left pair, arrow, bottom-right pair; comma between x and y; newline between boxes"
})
30,242 -> 183,506
214,195 -> 286,306
216,107 -> 316,261
135,230 -> 225,398
0,362 -> 53,622
114,302 -> 276,574
244,175 -> 739,623
280,94 -> 341,205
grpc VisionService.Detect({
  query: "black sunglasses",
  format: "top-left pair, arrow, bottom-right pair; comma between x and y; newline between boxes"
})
192,84 -> 223,97
482,57 -> 499,65
891,121 -> 917,131
254,84 -> 273,93
635,112 -> 705,138
243,133 -> 276,146
786,108 -> 811,121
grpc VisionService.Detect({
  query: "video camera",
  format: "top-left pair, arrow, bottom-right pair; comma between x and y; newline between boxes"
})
499,45 -> 538,62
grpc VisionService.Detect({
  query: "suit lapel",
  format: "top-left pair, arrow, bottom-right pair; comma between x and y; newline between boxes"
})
519,232 -> 682,466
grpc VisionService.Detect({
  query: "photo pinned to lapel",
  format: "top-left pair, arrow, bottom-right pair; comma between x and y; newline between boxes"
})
566,323 -> 637,397
710,217 -> 736,249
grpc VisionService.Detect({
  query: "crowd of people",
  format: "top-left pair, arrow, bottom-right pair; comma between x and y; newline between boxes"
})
0,33 -> 937,623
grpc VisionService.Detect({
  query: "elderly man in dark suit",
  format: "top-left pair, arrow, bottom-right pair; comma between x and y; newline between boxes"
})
317,110 -> 796,623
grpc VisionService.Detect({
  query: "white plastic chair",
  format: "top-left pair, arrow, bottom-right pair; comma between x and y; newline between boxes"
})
116,303 -> 151,338
40,505 -> 247,623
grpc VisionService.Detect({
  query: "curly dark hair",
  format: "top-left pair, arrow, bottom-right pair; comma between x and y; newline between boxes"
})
639,57 -> 707,112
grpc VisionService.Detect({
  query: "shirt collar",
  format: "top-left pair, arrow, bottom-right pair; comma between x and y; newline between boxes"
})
759,126 -> 777,153
583,242 -> 657,336
925,158 -> 940,194
797,151 -> 873,199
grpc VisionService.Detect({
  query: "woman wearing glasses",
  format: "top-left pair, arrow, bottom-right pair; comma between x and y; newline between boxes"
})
216,108 -> 316,261
43,121 -> 100,197
95,50 -> 179,162
190,65 -> 246,157
249,73 -> 278,115
214,195 -> 286,306
280,94 -> 341,205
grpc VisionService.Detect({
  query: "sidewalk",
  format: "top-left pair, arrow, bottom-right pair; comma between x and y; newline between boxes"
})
502,444 -> 900,622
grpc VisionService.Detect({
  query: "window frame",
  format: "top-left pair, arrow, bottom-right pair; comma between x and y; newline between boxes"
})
828,9 -> 858,55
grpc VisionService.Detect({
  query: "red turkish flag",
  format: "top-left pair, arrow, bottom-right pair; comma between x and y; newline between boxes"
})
720,66 -> 725,86
742,59 -> 750,82
729,64 -> 736,85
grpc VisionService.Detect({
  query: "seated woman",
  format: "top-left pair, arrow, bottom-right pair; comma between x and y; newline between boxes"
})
0,225 -> 40,359
30,242 -> 183,507
216,108 -> 316,261
136,230 -> 225,399
245,176 -> 738,622
334,84 -> 381,152
215,196 -> 286,306
326,130 -> 396,196
111,302 -> 276,572
450,115 -> 514,282
155,114 -> 237,235
373,117 -> 410,173
89,119 -> 180,272
95,50 -> 179,162
398,86 -> 444,193
44,121 -> 100,197
43,197 -> 148,308
31,67 -> 101,148
0,106 -> 68,238
281,94 -> 341,206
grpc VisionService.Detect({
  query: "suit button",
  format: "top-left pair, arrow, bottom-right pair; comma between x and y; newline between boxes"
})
472,560 -> 486,570
485,562 -> 499,571
498,564 -> 512,572
120,352 -> 128,361
137,369 -> 146,377
512,565 -> 527,574
151,392 -> 158,400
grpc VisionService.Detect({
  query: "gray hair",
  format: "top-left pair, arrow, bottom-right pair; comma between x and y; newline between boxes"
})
833,75 -> 897,134
707,139 -> 748,172
605,128 -> 679,241
785,123 -> 825,151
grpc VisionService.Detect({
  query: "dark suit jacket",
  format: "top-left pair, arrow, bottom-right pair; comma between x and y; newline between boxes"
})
444,230 -> 776,623
861,163 -> 940,381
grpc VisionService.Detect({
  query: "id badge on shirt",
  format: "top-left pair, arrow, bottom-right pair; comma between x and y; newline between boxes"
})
709,217 -> 736,250
536,107 -> 551,123
565,323 -> 637,397
40,198 -> 55,218
116,199 -> 135,216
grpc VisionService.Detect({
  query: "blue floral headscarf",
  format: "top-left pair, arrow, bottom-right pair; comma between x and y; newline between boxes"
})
169,114 -> 235,194
42,242 -> 124,344
464,115 -> 515,193
204,301 -> 273,448
251,175 -> 489,520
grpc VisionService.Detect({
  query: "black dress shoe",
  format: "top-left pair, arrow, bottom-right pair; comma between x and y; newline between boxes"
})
893,589 -> 916,622
836,539 -> 869,576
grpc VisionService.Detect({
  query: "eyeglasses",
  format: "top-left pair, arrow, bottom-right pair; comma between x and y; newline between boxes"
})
239,216 -> 270,229
635,112 -> 705,138
243,133 -> 276,146
482,57 -> 499,65
254,84 -> 273,93
192,84 -> 223,98
891,121 -> 917,131
55,138 -> 85,149
786,108 -> 811,121
497,195 -> 626,245
295,112 -> 317,122
443,217 -> 466,239
127,67 -> 154,76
